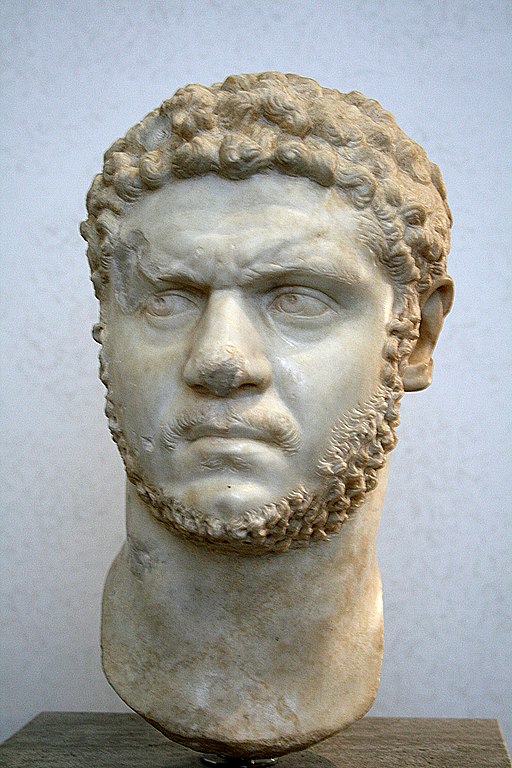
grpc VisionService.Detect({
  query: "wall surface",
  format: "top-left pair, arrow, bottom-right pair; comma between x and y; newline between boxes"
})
1,0 -> 511,752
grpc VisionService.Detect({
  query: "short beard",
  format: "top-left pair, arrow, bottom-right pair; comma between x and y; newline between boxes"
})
100,339 -> 403,556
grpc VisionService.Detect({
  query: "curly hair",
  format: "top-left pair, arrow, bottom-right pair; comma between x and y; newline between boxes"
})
81,71 -> 452,375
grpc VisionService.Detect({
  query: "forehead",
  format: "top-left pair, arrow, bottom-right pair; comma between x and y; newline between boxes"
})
118,173 -> 382,285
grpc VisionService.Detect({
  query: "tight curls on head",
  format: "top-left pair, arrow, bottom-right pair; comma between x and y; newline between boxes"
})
81,72 -> 452,364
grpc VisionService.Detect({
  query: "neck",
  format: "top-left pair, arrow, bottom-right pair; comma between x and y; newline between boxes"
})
101,469 -> 387,757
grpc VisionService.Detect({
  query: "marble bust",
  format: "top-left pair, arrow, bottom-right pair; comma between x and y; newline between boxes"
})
81,72 -> 453,760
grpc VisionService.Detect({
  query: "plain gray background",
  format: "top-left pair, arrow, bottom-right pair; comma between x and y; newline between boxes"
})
1,0 -> 511,752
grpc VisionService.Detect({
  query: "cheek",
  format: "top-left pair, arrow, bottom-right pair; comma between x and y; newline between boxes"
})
271,324 -> 387,446
276,330 -> 386,406
103,329 -> 182,442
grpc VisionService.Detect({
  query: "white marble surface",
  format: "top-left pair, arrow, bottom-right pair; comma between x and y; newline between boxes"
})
0,0 -> 511,751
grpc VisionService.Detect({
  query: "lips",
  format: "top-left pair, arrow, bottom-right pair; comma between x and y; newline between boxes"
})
160,407 -> 302,454
185,423 -> 271,443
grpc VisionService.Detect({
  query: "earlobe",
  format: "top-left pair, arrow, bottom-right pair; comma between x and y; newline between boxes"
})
402,276 -> 454,392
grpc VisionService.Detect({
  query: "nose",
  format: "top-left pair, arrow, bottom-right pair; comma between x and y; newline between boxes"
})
183,292 -> 271,397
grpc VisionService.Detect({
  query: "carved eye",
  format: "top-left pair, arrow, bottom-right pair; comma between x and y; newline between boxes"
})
269,290 -> 332,318
145,291 -> 198,318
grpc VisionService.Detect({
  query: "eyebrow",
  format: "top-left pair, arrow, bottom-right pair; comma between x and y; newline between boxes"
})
239,259 -> 369,286
139,263 -> 211,288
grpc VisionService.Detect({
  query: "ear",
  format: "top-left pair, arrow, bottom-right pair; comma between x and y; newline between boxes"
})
402,276 -> 454,392
92,322 -> 105,344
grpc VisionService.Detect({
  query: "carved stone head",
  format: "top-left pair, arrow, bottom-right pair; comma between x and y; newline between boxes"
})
82,72 -> 453,757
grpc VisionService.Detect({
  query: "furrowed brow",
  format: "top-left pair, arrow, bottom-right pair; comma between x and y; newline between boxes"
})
240,260 -> 369,287
137,261 -> 211,289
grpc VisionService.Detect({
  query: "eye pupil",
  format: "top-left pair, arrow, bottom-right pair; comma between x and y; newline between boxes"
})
280,294 -> 298,309
272,291 -> 329,317
146,292 -> 195,318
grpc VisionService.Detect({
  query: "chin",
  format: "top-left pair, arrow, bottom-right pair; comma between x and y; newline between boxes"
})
172,478 -> 283,520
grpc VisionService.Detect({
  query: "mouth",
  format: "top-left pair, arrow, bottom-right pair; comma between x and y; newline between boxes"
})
160,409 -> 302,455
185,424 -> 273,444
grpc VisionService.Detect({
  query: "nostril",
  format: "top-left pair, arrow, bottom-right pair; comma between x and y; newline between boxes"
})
189,380 -> 259,398
236,382 -> 259,393
190,383 -> 214,396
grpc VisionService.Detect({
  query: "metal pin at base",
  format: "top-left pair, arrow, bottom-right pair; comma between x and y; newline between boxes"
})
201,755 -> 279,767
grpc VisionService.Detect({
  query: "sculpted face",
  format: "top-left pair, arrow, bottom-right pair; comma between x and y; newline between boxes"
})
102,173 -> 396,549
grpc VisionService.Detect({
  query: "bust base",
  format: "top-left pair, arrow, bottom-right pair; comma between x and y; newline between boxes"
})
1,713 -> 510,767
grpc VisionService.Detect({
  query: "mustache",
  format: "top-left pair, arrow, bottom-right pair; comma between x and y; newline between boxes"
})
160,405 -> 302,455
